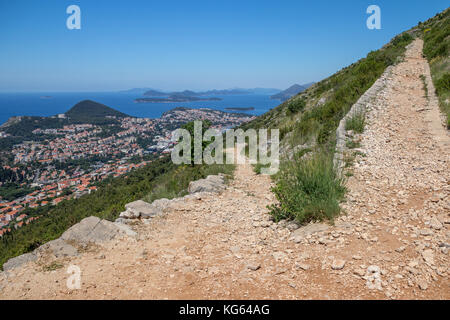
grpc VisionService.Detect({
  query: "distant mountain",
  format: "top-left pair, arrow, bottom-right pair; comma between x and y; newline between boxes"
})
199,89 -> 249,96
65,100 -> 129,121
143,89 -> 170,96
135,96 -> 222,103
246,88 -> 281,95
119,88 -> 154,94
143,88 -> 249,97
270,83 -> 315,101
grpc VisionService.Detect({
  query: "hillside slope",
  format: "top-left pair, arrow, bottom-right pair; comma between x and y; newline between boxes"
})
421,8 -> 450,128
1,39 -> 449,299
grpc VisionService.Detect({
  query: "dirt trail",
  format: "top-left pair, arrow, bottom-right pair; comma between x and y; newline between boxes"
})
0,39 -> 448,300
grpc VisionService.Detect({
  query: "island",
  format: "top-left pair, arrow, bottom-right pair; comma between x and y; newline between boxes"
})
135,96 -> 222,103
225,107 -> 255,111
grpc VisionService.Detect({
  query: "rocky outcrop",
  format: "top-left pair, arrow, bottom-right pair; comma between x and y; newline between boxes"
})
2,216 -> 136,271
117,199 -> 173,222
120,200 -> 163,220
61,216 -> 136,244
3,252 -> 38,271
188,174 -> 226,194
35,239 -> 79,258
116,174 -> 227,223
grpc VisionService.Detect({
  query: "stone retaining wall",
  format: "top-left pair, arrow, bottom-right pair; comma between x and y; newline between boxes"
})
333,65 -> 394,176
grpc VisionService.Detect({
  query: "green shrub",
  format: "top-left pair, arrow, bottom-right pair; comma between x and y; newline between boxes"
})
252,162 -> 271,175
420,74 -> 429,99
345,111 -> 366,133
435,73 -> 450,94
269,152 -> 346,224
422,8 -> 450,129
287,98 -> 306,115
346,140 -> 361,149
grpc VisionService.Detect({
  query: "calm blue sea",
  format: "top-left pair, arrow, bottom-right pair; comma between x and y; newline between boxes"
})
0,92 -> 280,125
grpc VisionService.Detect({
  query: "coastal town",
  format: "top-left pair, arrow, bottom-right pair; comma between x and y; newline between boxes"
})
0,106 -> 255,236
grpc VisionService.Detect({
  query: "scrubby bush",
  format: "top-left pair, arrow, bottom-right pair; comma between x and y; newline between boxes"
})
345,111 -> 366,133
269,152 -> 346,224
287,98 -> 306,115
435,73 -> 450,94
422,8 -> 449,129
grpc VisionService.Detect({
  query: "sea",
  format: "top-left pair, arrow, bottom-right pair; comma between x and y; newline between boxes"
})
0,92 -> 281,126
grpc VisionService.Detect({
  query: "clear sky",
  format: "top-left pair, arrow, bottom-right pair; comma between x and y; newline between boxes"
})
0,0 -> 448,92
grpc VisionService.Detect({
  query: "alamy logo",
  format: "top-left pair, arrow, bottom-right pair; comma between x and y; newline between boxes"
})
171,121 -> 280,175
66,5 -> 81,30
366,5 -> 381,30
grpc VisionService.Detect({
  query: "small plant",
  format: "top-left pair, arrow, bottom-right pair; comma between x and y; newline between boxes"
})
346,140 -> 361,149
354,150 -> 366,158
344,171 -> 354,177
295,147 -> 313,158
253,162 -> 271,175
345,111 -> 366,133
43,261 -> 64,272
344,153 -> 355,168
420,74 -> 429,99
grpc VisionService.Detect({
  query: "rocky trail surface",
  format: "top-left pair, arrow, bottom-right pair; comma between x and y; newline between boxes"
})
0,39 -> 448,299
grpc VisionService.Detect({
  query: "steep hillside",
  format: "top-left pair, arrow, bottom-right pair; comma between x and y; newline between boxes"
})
420,8 -> 450,128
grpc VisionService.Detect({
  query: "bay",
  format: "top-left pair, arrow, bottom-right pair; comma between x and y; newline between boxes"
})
0,92 -> 280,125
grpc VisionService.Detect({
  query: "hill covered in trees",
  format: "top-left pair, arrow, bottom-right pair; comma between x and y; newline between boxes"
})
65,100 -> 129,122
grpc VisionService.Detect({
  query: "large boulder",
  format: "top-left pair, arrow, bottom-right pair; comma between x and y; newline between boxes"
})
60,216 -> 131,245
188,175 -> 226,194
2,216 -> 135,272
35,239 -> 79,258
121,199 -> 170,219
3,252 -> 38,271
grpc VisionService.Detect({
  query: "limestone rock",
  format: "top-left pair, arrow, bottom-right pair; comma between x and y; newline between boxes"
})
421,249 -> 435,265
123,200 -> 160,219
429,217 -> 442,230
366,265 -> 382,290
331,259 -> 346,270
35,239 -> 78,258
188,175 -> 226,194
3,252 -> 37,271
247,262 -> 261,271
290,223 -> 330,243
60,216 -> 129,245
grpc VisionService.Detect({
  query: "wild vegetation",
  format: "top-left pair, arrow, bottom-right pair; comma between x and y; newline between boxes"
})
269,152 -> 346,224
345,111 -> 366,133
421,8 -> 450,128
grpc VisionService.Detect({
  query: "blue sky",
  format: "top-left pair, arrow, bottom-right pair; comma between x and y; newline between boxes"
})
0,0 -> 448,92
